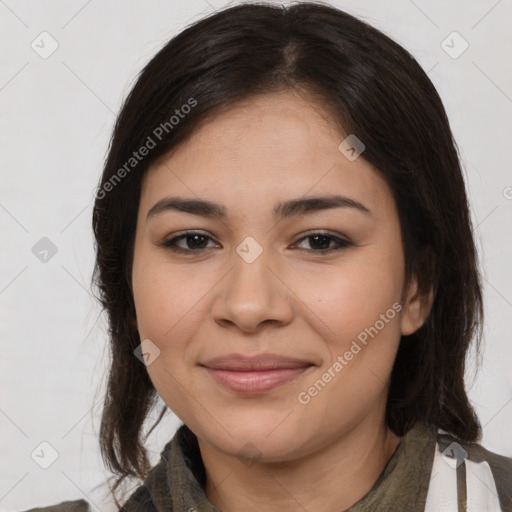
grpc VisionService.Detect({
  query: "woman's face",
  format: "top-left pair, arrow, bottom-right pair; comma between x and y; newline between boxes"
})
132,90 -> 425,461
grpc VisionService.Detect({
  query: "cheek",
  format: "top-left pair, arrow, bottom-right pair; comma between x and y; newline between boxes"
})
303,247 -> 404,378
312,255 -> 403,330
295,259 -> 403,423
132,250 -> 201,341
131,254 -> 204,416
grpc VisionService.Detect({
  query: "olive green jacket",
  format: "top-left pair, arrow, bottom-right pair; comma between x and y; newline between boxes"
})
22,422 -> 512,511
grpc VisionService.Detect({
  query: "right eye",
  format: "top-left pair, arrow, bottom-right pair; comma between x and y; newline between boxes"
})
160,231 -> 221,254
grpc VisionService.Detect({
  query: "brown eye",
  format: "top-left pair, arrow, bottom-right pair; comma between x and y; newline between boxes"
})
161,232 -> 219,254
293,232 -> 353,253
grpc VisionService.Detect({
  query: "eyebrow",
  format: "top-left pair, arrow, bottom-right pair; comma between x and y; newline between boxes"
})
146,194 -> 371,221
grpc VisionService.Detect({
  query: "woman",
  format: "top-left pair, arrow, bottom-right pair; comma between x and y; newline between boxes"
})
27,2 -> 512,511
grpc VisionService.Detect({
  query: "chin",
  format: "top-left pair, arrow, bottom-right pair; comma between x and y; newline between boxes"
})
196,416 -> 311,462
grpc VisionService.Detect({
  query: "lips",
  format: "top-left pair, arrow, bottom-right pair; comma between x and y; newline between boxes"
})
200,353 -> 314,393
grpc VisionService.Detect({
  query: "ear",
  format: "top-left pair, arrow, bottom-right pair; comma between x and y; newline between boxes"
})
400,274 -> 434,336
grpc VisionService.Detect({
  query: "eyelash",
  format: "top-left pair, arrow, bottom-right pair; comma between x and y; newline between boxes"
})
159,230 -> 354,255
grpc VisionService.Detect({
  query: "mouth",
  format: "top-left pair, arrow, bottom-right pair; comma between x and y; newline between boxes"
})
199,353 -> 315,394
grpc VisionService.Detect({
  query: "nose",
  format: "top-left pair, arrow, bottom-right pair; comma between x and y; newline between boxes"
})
210,244 -> 294,333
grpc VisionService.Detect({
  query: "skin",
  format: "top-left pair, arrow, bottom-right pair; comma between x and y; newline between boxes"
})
131,90 -> 432,511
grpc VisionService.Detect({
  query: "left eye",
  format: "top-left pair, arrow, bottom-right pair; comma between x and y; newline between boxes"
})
293,232 -> 353,252
160,231 -> 352,254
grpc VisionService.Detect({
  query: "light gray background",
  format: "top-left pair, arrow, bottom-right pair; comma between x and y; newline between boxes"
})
1,0 -> 511,510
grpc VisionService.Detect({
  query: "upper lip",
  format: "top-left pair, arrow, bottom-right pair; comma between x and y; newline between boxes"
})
200,353 -> 313,371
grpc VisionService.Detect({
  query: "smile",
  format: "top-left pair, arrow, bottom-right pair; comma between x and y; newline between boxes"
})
202,366 -> 313,393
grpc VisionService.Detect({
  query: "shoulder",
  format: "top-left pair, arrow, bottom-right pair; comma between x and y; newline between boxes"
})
18,431 -> 183,512
478,444 -> 512,510
436,430 -> 512,511
20,499 -> 91,512
17,485 -> 159,512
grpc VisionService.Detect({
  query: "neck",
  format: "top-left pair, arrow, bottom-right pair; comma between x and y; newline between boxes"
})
198,415 -> 402,512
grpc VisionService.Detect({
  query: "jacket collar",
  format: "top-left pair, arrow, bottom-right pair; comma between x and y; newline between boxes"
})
136,422 -> 437,512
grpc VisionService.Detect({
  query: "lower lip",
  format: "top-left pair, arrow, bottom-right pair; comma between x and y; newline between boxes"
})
203,366 -> 312,393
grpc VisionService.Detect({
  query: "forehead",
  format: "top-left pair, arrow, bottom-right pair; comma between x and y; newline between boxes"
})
140,91 -> 394,218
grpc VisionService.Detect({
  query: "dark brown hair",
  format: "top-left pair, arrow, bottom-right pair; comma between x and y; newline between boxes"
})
92,1 -> 482,503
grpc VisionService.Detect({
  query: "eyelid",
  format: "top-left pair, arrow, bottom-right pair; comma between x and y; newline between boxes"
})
162,229 -> 214,240
160,230 -> 220,248
293,229 -> 351,242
